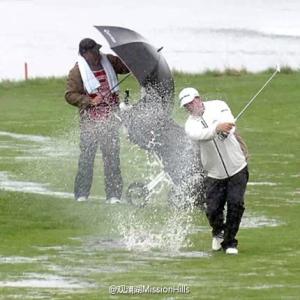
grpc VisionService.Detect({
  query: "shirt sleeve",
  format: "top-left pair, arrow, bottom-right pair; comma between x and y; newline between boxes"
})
218,101 -> 235,122
185,118 -> 218,141
217,101 -> 236,134
65,64 -> 91,109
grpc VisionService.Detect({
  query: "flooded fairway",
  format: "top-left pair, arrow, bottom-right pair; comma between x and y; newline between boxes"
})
1,71 -> 299,299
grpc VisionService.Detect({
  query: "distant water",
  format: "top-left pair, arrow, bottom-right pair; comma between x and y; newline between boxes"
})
1,0 -> 300,80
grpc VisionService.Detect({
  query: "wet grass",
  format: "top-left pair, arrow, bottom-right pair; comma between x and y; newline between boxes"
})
0,72 -> 300,299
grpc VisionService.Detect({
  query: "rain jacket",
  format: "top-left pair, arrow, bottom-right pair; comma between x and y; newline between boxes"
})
185,100 -> 248,179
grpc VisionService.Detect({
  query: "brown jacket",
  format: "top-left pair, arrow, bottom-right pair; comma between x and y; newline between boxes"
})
65,54 -> 129,111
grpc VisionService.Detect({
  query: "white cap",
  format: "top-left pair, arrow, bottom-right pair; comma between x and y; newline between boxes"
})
179,87 -> 199,107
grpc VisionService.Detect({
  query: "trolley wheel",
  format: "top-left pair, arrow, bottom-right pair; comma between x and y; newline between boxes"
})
126,182 -> 150,207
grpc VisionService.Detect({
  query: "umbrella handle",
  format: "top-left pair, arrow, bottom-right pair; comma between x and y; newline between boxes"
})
102,72 -> 132,99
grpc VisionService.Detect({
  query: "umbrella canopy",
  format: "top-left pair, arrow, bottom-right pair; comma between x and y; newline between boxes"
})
95,26 -> 174,109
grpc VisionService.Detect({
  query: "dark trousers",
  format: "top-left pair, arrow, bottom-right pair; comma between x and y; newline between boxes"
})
204,166 -> 249,249
74,117 -> 122,200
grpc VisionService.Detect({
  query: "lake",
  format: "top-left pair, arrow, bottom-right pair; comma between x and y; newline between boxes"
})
0,0 -> 300,80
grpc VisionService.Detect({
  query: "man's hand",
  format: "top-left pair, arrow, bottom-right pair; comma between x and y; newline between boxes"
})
216,122 -> 235,134
90,94 -> 104,106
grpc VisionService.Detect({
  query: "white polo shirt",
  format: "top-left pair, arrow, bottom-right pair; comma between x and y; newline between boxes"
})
185,100 -> 247,179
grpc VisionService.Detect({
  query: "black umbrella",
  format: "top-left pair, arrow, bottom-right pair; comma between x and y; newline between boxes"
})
95,26 -> 174,109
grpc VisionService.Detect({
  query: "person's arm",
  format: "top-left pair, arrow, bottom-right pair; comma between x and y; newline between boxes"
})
185,102 -> 235,141
65,64 -> 91,109
218,101 -> 237,135
185,118 -> 219,141
107,54 -> 130,74
186,121 -> 235,141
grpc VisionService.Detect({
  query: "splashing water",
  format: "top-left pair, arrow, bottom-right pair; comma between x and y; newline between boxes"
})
115,206 -> 195,254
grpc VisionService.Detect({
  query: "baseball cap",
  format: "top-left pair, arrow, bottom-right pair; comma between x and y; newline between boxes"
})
179,87 -> 200,107
79,38 -> 102,55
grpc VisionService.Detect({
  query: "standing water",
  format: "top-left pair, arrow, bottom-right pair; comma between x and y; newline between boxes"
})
0,0 -> 300,80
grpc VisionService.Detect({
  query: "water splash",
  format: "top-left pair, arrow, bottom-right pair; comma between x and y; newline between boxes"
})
115,206 -> 195,253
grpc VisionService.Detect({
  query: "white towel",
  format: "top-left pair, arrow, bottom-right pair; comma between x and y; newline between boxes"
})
77,55 -> 100,94
101,54 -> 119,93
77,53 -> 119,94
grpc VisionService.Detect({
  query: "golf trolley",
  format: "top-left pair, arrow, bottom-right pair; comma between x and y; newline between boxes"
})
125,153 -> 172,207
125,152 -> 206,210
120,90 -> 206,209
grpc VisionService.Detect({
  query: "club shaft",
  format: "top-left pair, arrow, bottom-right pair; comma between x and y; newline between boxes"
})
235,69 -> 279,122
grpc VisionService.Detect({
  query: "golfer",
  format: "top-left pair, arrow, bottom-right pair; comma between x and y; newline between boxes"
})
179,87 -> 249,255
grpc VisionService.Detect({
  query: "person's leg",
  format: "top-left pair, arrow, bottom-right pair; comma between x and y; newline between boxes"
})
223,166 -> 249,249
204,177 -> 227,236
189,175 -> 206,210
74,121 -> 98,200
99,121 -> 123,200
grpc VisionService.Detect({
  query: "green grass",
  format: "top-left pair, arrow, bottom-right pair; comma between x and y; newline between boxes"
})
0,72 -> 299,299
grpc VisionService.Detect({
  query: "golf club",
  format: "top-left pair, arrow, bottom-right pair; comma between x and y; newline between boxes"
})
234,64 -> 281,122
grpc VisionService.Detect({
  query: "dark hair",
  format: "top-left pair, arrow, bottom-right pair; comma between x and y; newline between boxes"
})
79,38 -> 101,55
